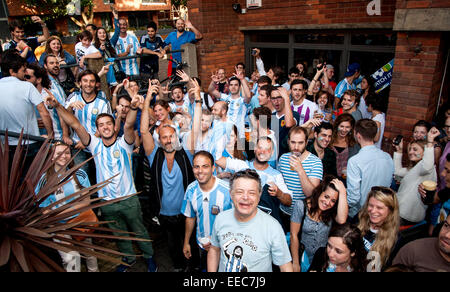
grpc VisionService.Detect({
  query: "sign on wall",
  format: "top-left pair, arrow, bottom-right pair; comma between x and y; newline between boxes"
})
247,0 -> 262,9
367,0 -> 381,16
371,59 -> 394,93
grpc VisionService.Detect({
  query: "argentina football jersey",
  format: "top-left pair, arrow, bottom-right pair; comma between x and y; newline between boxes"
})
181,178 -> 232,247
220,94 -> 248,139
87,135 -> 136,201
46,75 -> 67,140
66,91 -> 112,144
115,34 -> 140,76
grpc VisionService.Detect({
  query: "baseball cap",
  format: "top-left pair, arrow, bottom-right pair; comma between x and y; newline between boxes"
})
344,63 -> 360,77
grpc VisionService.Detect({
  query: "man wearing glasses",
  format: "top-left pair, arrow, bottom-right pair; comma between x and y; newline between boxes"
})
270,86 -> 299,157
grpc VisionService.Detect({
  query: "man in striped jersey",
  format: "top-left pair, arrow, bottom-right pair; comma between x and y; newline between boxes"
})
115,17 -> 140,76
278,126 -> 323,231
46,89 -> 157,272
66,70 -> 112,183
42,55 -> 72,145
181,151 -> 232,271
208,73 -> 252,140
290,79 -> 318,126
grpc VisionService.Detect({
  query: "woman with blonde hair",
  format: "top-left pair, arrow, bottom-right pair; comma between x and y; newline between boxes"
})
357,186 -> 400,271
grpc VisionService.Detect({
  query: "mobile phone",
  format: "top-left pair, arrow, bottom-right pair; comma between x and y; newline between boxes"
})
251,49 -> 257,56
393,135 -> 403,145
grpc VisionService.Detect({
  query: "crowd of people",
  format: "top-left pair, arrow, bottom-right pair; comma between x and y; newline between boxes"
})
0,7 -> 449,273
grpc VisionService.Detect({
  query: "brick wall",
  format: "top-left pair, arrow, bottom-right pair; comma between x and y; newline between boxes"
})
188,0 -> 397,90
386,31 -> 447,142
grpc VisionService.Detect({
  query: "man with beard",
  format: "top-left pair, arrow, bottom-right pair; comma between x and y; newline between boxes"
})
141,80 -> 202,272
393,214 -> 450,272
306,122 -> 337,176
66,70 -> 112,182
278,126 -> 323,230
45,87 -> 157,273
169,85 -> 189,114
42,54 -> 72,145
181,151 -> 232,271
215,137 -> 293,226
163,18 -> 203,70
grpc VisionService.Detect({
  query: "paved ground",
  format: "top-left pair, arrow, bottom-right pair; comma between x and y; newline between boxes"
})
91,228 -> 176,272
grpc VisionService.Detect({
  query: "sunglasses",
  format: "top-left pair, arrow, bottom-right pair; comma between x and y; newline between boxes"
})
24,74 -> 32,80
371,186 -> 395,196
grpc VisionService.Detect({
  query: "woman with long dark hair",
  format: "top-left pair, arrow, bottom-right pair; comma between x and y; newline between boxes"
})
330,113 -> 360,179
290,175 -> 348,271
358,75 -> 376,119
93,7 -> 124,85
308,223 -> 368,272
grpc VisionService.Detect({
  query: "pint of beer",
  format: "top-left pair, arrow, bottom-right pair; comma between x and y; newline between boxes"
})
422,180 -> 437,205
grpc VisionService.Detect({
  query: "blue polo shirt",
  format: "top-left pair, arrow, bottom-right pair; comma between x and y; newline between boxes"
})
163,30 -> 197,67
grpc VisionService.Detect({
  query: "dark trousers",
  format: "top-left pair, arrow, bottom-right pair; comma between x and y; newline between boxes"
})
280,211 -> 291,234
159,214 -> 187,270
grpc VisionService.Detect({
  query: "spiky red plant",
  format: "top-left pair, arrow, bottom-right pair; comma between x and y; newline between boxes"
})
0,131 -> 148,272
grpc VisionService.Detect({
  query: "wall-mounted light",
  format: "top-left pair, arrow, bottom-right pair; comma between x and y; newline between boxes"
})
413,43 -> 423,56
232,3 -> 242,13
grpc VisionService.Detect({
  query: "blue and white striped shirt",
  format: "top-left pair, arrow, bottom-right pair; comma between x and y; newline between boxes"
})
334,78 -> 356,99
115,34 -> 140,76
181,178 -> 232,248
47,75 -> 67,140
278,152 -> 323,215
36,169 -> 90,219
86,135 -> 136,201
220,94 -> 249,139
66,91 -> 112,143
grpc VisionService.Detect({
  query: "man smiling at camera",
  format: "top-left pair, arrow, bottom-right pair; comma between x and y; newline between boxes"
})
207,169 -> 293,272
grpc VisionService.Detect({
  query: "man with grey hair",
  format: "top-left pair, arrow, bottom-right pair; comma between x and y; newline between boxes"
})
141,81 -> 202,271
207,169 -> 293,272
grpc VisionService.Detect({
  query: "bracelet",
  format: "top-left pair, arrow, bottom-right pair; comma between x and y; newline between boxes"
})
195,100 -> 202,104
130,107 -> 138,111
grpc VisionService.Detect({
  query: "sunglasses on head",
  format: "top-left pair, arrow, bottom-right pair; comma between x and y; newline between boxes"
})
371,186 -> 395,196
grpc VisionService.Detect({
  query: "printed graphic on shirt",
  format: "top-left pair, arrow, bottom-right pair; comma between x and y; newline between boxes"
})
222,237 -> 251,272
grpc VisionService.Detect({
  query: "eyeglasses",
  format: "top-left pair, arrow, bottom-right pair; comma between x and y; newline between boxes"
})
24,75 -> 32,80
270,96 -> 283,100
371,186 -> 395,196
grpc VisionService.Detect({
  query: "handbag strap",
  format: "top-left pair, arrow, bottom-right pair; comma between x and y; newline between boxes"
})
298,200 -> 307,241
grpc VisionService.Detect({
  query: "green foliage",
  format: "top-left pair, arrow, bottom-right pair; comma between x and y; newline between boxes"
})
172,0 -> 188,8
23,0 -> 93,18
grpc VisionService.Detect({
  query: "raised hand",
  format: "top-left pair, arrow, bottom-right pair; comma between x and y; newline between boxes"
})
428,127 -> 440,143
176,70 -> 190,83
211,71 -> 220,83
